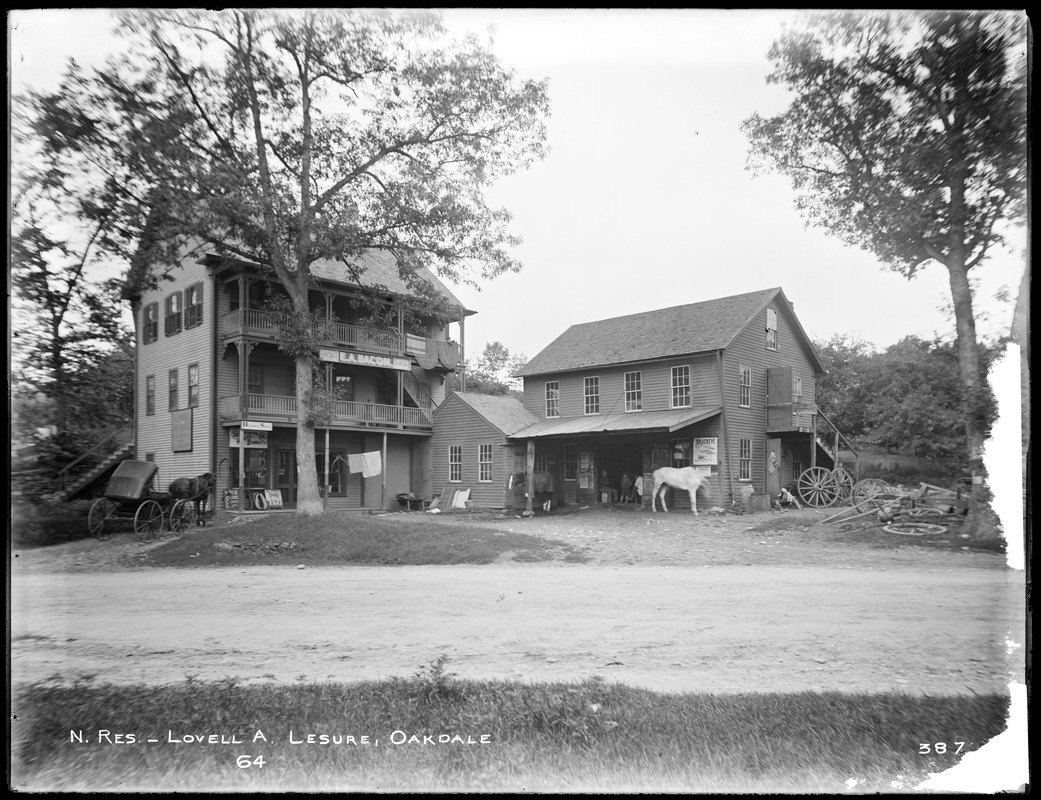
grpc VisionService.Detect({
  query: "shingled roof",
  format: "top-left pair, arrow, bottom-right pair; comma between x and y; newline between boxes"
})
445,392 -> 538,436
515,288 -> 818,377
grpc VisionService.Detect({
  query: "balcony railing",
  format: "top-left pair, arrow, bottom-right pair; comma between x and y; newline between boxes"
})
222,309 -> 460,370
220,394 -> 432,428
222,309 -> 404,354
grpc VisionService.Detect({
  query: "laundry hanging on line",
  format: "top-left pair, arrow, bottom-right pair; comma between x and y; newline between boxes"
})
347,451 -> 383,478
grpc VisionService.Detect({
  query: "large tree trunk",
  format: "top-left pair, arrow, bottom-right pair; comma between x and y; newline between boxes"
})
294,354 -> 323,516
947,259 -> 994,540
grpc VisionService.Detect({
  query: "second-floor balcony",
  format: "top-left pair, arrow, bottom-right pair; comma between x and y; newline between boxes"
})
220,394 -> 432,430
222,309 -> 459,369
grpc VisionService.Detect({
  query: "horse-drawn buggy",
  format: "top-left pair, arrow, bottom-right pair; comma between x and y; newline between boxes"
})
87,460 -> 213,542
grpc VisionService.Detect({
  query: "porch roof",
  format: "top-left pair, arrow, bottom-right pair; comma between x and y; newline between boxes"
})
508,406 -> 721,439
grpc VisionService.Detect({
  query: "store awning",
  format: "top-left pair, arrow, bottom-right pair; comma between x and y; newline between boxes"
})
508,406 -> 721,440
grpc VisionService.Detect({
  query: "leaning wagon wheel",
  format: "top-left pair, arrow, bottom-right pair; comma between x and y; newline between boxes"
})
134,500 -> 164,543
88,498 -> 117,541
169,499 -> 195,533
852,478 -> 890,507
798,466 -> 839,507
882,521 -> 947,537
831,468 -> 855,504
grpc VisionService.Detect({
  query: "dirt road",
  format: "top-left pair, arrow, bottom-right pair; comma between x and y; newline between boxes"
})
11,563 -> 1024,695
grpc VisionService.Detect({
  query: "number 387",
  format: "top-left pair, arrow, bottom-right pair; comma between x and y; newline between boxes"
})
919,742 -> 965,755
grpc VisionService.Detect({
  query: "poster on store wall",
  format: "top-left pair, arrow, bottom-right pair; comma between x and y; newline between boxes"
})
229,428 -> 269,449
693,437 -> 718,465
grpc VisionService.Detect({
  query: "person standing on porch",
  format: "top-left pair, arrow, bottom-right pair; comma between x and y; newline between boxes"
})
619,473 -> 633,504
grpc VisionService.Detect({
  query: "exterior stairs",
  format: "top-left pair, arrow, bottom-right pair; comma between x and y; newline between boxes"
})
58,421 -> 135,501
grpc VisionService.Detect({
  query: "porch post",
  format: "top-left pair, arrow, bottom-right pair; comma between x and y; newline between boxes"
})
381,431 -> 388,510
323,428 -> 330,512
525,438 -> 535,515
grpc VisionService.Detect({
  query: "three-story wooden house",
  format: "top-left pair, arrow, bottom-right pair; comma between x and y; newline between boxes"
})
126,244 -> 470,511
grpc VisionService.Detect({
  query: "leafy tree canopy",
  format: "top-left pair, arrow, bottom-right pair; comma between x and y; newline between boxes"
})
17,9 -> 550,514
744,10 -> 1026,467
448,341 -> 527,397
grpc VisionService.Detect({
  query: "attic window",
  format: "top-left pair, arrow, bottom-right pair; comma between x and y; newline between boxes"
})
765,308 -> 777,351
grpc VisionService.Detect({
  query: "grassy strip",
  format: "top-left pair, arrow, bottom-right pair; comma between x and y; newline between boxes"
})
13,666 -> 1008,793
133,513 -> 588,567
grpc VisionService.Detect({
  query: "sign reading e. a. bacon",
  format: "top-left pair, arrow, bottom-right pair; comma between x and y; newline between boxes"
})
318,348 -> 411,371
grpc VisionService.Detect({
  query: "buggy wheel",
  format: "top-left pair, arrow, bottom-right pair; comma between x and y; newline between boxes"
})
831,468 -> 855,504
883,521 -> 947,536
88,498 -> 117,540
134,500 -> 163,543
798,467 -> 839,507
852,478 -> 890,506
169,499 -> 195,532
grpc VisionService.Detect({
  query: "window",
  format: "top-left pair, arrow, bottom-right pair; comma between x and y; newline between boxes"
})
545,381 -> 560,418
247,363 -> 264,395
165,291 -> 183,336
671,365 -> 691,408
739,438 -> 752,481
672,438 -> 692,468
534,451 -> 548,472
563,443 -> 578,481
624,371 -> 642,411
317,454 -> 345,496
185,283 -> 204,328
187,363 -> 200,408
144,453 -> 155,462
168,369 -> 179,411
478,444 -> 493,482
792,375 -> 803,405
145,375 -> 155,416
792,459 -> 802,486
583,377 -> 600,415
142,302 -> 159,344
739,364 -> 752,408
449,445 -> 462,482
765,308 -> 777,351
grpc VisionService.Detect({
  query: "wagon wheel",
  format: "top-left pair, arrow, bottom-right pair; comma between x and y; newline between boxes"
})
902,507 -> 946,519
882,521 -> 948,537
169,499 -> 195,533
88,498 -> 118,541
134,500 -> 164,543
852,478 -> 890,507
797,466 -> 839,507
831,468 -> 855,504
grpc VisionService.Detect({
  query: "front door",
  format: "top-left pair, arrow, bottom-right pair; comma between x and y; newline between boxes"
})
275,449 -> 297,507
766,437 -> 782,497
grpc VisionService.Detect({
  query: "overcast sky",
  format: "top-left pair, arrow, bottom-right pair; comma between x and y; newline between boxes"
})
10,8 -> 1027,363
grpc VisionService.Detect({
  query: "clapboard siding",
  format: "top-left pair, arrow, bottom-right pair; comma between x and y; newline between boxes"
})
135,253 -> 214,488
522,354 -> 720,420
722,299 -> 819,495
430,394 -> 510,508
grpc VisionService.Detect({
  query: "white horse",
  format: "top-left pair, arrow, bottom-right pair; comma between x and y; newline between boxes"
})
651,466 -> 710,514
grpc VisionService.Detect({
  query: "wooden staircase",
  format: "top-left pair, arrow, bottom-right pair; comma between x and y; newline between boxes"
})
58,421 -> 135,501
814,407 -> 858,472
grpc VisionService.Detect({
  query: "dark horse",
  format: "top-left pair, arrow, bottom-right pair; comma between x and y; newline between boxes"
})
511,471 -> 556,512
169,472 -> 215,526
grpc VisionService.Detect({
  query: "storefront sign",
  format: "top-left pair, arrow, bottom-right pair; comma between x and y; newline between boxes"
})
318,348 -> 411,371
229,428 -> 269,449
240,421 -> 273,431
693,437 -> 718,465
